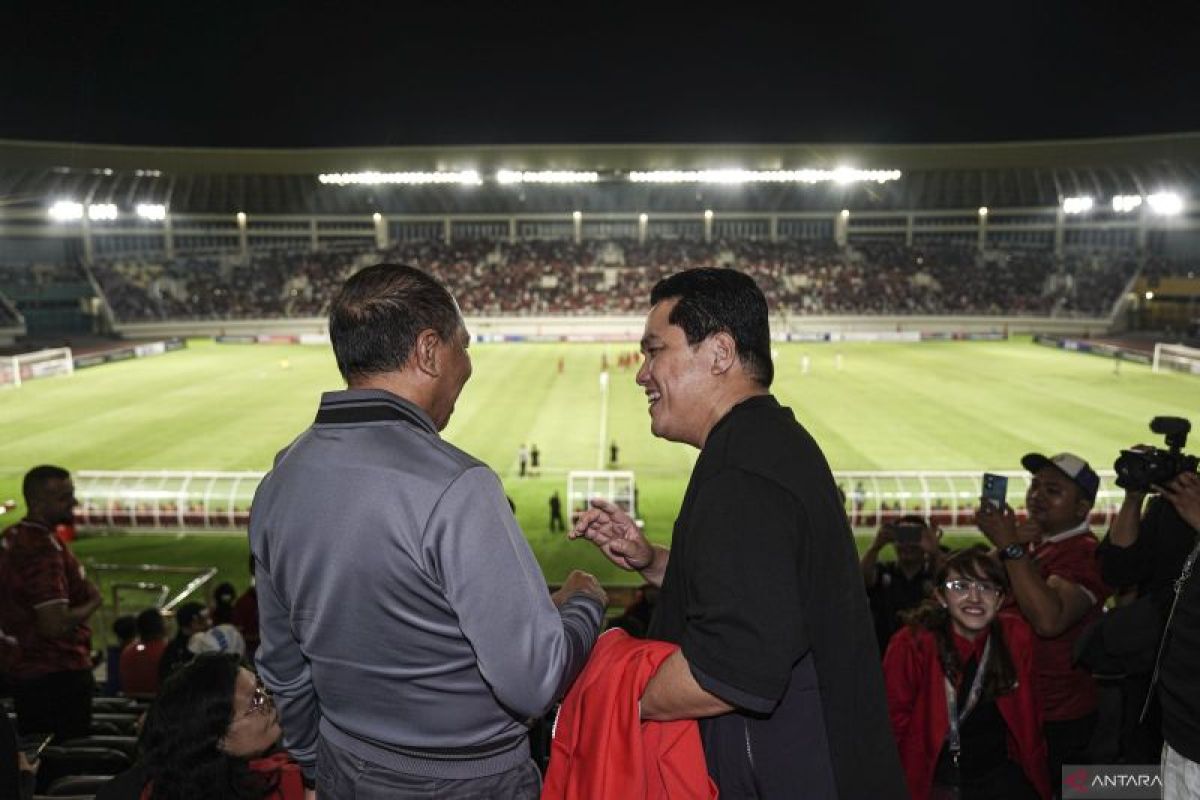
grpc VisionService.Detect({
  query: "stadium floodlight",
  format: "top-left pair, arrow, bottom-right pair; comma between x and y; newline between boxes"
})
1111,195 -> 1143,213
48,200 -> 84,221
572,210 -> 582,221
638,213 -> 649,223
978,206 -> 988,217
704,209 -> 714,219
88,204 -> 118,221
372,212 -> 382,223
627,168 -> 902,184
318,170 -> 483,186
136,203 -> 167,221
496,170 -> 599,184
840,209 -> 851,218
1147,192 -> 1184,215
236,212 -> 247,224
1145,291 -> 1155,301
1062,196 -> 1094,215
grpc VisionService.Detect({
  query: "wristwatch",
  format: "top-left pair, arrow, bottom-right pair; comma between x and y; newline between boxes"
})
999,543 -> 1026,561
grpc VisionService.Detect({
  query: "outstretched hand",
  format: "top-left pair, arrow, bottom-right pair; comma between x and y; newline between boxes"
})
568,498 -> 654,572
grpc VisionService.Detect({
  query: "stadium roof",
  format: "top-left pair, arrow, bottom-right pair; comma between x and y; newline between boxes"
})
3,133 -> 1199,215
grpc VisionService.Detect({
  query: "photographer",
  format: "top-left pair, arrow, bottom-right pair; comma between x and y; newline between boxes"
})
862,515 -> 946,654
1151,471 -> 1200,798
1093,419 -> 1200,767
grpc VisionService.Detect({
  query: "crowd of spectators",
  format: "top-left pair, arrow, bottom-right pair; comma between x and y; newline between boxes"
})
87,238 -> 1149,322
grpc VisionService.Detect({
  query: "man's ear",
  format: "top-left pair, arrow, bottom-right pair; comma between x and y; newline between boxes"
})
709,331 -> 737,375
413,329 -> 442,377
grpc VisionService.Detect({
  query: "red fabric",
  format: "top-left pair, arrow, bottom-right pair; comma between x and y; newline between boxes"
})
542,629 -> 717,800
232,588 -> 260,652
883,615 -> 1051,800
0,521 -> 93,677
1028,532 -> 1110,721
119,639 -> 167,697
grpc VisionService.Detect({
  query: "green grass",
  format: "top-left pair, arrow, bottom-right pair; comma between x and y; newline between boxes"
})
2,335 -> 1197,627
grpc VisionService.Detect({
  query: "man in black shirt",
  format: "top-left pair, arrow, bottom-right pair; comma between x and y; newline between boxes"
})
860,515 -> 944,654
571,268 -> 905,799
156,601 -> 209,683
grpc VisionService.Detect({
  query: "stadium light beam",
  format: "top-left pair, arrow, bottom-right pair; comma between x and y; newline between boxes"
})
627,168 -> 902,185
497,170 -> 599,184
318,171 -> 483,186
1062,196 -> 1094,215
1147,192 -> 1184,215
48,200 -> 84,221
1111,195 -> 1143,213
978,206 -> 988,217
136,203 -> 167,221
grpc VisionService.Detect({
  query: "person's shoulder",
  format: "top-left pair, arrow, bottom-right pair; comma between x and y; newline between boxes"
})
998,612 -> 1035,645
1,524 -> 58,559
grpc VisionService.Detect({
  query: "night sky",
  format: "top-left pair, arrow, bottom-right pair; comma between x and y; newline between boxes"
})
2,2 -> 1198,148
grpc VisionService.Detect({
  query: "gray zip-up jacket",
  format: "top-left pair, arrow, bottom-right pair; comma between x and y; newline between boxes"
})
249,389 -> 603,780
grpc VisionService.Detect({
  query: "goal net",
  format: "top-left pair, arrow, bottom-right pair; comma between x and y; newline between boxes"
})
1152,342 -> 1200,375
567,470 -> 637,521
0,347 -> 74,389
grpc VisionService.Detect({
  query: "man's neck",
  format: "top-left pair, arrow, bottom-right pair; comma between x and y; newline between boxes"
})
696,385 -> 770,448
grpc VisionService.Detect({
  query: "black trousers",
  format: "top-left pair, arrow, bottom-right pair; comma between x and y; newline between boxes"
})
1045,712 -> 1097,799
13,669 -> 94,742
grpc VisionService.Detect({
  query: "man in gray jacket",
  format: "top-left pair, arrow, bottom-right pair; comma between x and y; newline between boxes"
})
250,263 -> 607,799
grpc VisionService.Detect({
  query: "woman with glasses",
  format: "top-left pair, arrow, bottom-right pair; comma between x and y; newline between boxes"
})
97,653 -> 305,800
883,547 -> 1050,800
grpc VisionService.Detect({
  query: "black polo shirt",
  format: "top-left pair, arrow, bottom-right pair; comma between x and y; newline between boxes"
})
869,560 -> 937,654
647,395 -> 906,799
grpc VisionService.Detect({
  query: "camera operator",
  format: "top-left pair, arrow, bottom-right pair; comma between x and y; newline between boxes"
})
1093,419 -> 1200,769
1150,471 -> 1200,798
861,515 -> 946,654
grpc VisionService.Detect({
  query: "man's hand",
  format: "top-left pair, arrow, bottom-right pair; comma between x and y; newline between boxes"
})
1158,471 -> 1200,532
569,498 -> 654,571
869,524 -> 895,553
551,570 -> 608,608
977,503 -> 1020,547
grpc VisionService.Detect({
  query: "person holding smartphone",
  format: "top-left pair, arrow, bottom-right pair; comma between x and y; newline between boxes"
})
861,515 -> 947,654
976,452 -> 1111,794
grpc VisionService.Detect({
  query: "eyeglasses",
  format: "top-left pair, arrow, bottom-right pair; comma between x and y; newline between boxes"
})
238,678 -> 273,719
943,579 -> 1002,599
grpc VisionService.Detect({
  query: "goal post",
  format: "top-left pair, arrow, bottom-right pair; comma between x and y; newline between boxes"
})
566,470 -> 637,521
0,347 -> 75,389
1152,342 -> 1200,375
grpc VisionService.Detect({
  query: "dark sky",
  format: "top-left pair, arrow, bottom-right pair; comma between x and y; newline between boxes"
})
2,2 -> 1198,148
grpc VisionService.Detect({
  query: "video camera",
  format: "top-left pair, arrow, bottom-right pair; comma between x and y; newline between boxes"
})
1114,416 -> 1199,492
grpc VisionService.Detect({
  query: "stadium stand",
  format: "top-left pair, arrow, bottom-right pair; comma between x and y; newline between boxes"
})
88,238 -> 1145,322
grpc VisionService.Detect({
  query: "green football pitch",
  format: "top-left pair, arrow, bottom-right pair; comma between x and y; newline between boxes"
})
1,336 -> 1196,624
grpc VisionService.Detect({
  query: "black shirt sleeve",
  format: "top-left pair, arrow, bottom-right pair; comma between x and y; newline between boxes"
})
679,468 -> 810,709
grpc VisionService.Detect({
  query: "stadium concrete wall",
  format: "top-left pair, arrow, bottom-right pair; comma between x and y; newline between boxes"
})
115,313 -> 1112,341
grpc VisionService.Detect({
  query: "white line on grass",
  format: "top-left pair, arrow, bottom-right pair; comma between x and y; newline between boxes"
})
596,370 -> 610,470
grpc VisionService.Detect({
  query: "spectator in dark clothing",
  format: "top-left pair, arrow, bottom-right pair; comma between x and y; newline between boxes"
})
120,608 -> 168,698
1095,482 -> 1198,764
157,602 -> 210,683
1,714 -> 38,800
233,555 -> 260,660
211,582 -> 237,626
860,515 -> 945,654
549,491 -> 565,533
105,614 -> 137,695
605,584 -> 660,638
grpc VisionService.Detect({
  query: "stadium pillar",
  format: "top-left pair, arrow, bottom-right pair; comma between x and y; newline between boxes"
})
905,214 -> 914,246
769,215 -> 778,243
977,207 -> 988,252
443,218 -> 452,244
80,215 -> 95,265
236,212 -> 249,263
510,217 -> 518,244
1053,207 -> 1065,257
834,210 -> 849,248
374,213 -> 388,249
164,214 -> 175,260
310,218 -> 319,252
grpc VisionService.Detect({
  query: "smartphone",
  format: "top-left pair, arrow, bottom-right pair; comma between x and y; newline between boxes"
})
894,522 -> 924,544
981,473 -> 1008,511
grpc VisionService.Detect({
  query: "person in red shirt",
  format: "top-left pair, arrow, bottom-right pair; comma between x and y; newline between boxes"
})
884,547 -> 1050,800
977,452 -> 1111,795
232,554 -> 260,659
0,465 -> 102,741
119,608 -> 169,699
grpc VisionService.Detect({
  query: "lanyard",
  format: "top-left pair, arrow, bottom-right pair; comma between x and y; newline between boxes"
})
1141,531 -> 1200,723
944,636 -> 992,765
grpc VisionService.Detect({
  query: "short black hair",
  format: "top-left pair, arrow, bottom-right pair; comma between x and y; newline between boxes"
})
112,614 -> 137,642
649,268 -> 774,388
175,602 -> 206,632
329,263 -> 462,383
136,607 -> 166,640
22,464 -> 70,506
